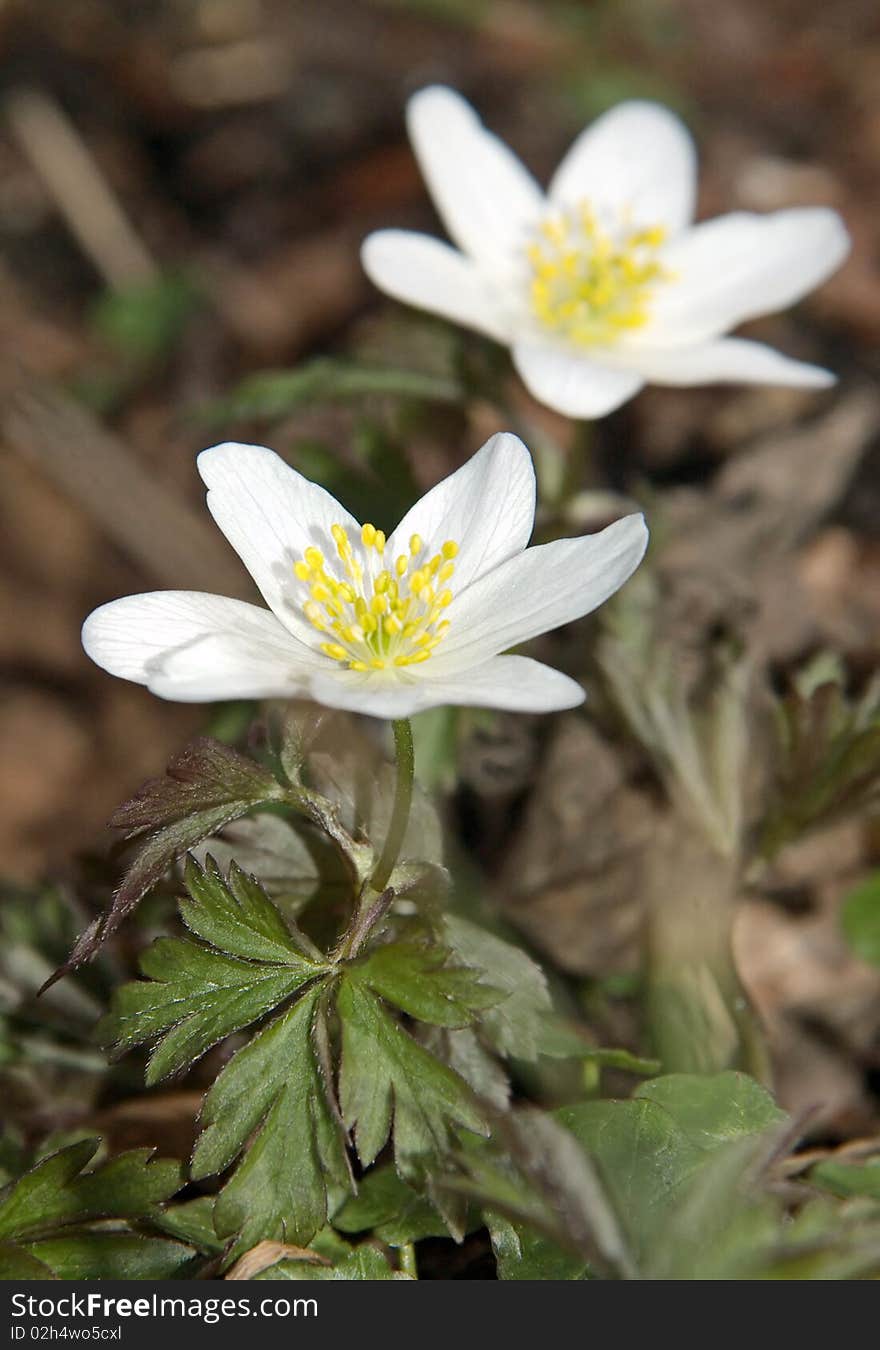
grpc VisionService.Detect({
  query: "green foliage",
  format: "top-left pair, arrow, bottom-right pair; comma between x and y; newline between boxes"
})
193,985 -> 351,1256
97,858 -> 324,1084
841,871 -> 880,965
57,739 -> 287,979
350,941 -> 500,1027
333,1165 -> 453,1246
204,357 -> 461,427
90,274 -> 201,364
557,1072 -> 783,1265
0,1138 -> 191,1280
811,1157 -> 880,1200
762,671 -> 880,857
337,975 -> 488,1175
443,916 -> 558,1060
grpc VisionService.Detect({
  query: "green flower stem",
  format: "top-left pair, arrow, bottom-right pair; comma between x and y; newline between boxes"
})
398,1243 -> 418,1279
369,718 -> 415,895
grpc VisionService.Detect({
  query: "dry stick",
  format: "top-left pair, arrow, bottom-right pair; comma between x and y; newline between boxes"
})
2,380 -> 255,599
5,86 -> 158,289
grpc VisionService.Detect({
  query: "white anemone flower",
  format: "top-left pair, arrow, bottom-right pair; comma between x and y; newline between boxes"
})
82,434 -> 647,719
361,87 -> 850,418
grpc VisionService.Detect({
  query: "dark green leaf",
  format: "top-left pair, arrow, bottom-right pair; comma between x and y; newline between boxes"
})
193,985 -> 350,1254
338,977 -> 487,1175
53,740 -> 285,980
333,1165 -> 452,1245
350,941 -> 500,1028
488,1215 -> 588,1281
0,1140 -> 181,1241
22,1233 -> 195,1280
97,860 -> 324,1082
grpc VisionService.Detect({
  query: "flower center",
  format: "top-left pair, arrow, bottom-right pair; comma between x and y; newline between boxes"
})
527,203 -> 670,347
294,523 -> 458,673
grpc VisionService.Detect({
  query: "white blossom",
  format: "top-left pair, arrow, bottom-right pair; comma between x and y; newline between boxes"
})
362,87 -> 850,418
82,435 -> 647,718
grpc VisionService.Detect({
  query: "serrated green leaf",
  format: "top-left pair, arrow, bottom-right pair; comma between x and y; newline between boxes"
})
349,941 -> 500,1028
333,1164 -> 452,1245
56,740 -> 285,979
193,985 -> 350,1254
443,916 -> 553,1060
180,857 -> 316,962
0,1140 -> 182,1242
22,1233 -> 195,1280
97,860 -> 325,1082
338,977 -> 487,1174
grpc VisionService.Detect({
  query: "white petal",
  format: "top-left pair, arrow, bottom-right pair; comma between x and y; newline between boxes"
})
610,336 -> 834,388
549,100 -> 696,234
416,655 -> 585,714
513,341 -> 643,417
646,208 -> 850,345
430,513 -> 648,671
387,432 -> 535,593
406,85 -> 544,274
197,442 -> 361,643
361,230 -> 508,341
82,591 -> 325,702
270,655 -> 585,719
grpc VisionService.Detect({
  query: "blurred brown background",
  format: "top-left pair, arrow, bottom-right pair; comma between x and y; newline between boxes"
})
0,0 -> 878,891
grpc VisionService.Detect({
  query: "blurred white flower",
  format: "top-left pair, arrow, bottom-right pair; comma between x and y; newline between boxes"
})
82,435 -> 647,718
362,87 -> 850,418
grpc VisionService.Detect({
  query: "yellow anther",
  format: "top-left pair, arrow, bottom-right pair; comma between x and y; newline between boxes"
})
302,525 -> 461,672
527,202 -> 669,348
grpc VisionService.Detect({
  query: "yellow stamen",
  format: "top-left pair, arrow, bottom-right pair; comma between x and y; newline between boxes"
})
527,201 -> 670,348
294,522 -> 461,673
